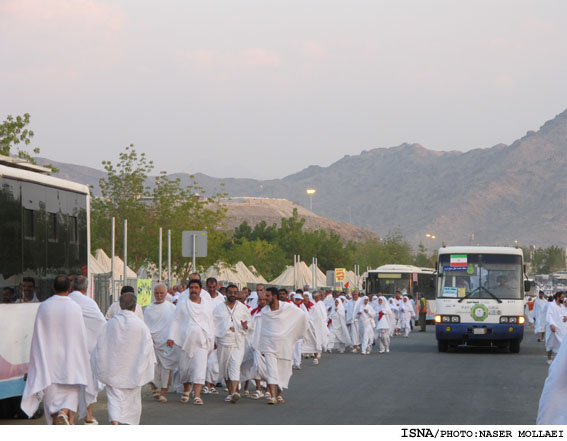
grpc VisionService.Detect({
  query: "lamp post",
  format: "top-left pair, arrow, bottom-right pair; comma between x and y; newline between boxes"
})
306,188 -> 316,211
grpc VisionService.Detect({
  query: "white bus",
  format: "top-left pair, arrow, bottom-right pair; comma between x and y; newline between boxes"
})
435,246 -> 530,353
0,157 -> 90,417
366,264 -> 437,320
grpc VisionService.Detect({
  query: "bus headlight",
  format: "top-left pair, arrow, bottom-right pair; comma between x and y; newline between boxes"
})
500,317 -> 509,323
442,316 -> 451,323
451,316 -> 460,323
434,315 -> 442,323
509,317 -> 517,324
518,316 -> 525,325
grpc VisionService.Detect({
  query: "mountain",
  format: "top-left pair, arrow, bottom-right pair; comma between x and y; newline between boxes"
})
37,109 -> 567,247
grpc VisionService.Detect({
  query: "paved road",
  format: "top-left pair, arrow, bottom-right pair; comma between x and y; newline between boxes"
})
4,325 -> 549,425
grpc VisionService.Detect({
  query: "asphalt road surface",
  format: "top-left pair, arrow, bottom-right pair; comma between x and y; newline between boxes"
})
4,324 -> 549,425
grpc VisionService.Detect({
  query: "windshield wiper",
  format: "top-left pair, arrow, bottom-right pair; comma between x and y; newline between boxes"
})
458,286 -> 502,303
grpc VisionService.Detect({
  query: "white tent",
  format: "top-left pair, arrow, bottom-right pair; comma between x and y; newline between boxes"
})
93,248 -> 137,279
308,262 -> 328,288
249,265 -> 268,284
204,261 -> 248,287
270,261 -> 326,289
89,254 -> 108,275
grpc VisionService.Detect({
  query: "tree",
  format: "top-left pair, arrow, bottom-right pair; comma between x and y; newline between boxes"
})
0,113 -> 58,171
91,144 -> 227,278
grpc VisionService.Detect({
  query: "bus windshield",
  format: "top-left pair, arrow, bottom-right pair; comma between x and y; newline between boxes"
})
367,273 -> 410,296
437,254 -> 522,300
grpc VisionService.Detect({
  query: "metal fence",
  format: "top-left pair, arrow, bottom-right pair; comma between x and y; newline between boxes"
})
92,273 -> 139,314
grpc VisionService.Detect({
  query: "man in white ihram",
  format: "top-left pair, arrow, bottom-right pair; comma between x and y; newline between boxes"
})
167,279 -> 215,405
21,275 -> 96,425
68,275 -> 106,424
91,291 -> 156,425
213,284 -> 252,403
254,287 -> 308,404
144,283 -> 179,402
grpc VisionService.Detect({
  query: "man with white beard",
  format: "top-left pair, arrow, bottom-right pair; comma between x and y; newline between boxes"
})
22,275 -> 96,425
255,287 -> 308,404
534,290 -> 548,342
213,284 -> 252,403
144,284 -> 179,403
167,279 -> 214,405
69,275 -> 106,424
91,291 -> 155,425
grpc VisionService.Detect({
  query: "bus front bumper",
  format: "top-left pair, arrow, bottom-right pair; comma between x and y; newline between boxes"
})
436,323 -> 524,341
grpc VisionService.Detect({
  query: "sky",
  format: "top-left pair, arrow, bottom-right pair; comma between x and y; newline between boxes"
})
1,0 -> 567,179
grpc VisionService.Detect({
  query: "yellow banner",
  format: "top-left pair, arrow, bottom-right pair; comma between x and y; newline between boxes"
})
335,268 -> 346,282
137,279 -> 153,307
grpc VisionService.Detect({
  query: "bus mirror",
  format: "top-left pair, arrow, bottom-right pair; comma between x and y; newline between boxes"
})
524,280 -> 531,292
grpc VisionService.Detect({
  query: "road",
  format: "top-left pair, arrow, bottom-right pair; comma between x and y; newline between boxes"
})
3,325 -> 549,425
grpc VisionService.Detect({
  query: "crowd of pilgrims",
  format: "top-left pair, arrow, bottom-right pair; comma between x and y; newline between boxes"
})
21,273 -> 421,425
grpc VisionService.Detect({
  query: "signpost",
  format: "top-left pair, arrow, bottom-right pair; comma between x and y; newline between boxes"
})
182,231 -> 208,272
335,268 -> 346,283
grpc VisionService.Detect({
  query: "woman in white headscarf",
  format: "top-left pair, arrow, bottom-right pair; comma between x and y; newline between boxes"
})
388,298 -> 398,337
329,298 -> 352,353
375,296 -> 393,353
357,296 -> 377,355
399,296 -> 416,338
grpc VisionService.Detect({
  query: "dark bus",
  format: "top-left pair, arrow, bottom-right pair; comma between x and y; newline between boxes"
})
0,156 -> 89,416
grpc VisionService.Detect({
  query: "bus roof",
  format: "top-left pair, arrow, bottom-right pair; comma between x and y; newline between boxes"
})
369,264 -> 435,274
438,246 -> 523,257
0,163 -> 90,195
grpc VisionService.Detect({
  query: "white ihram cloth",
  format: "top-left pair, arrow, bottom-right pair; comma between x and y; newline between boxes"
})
324,294 -> 335,318
169,295 -> 214,385
91,309 -> 155,425
144,301 -> 180,388
350,298 -> 364,346
537,334 -> 567,424
388,299 -> 398,336
534,298 -> 548,334
106,301 -> 144,321
240,308 -> 267,381
330,301 -> 352,349
375,296 -> 393,351
206,293 -> 225,384
245,291 -> 258,310
302,301 -> 330,354
68,291 -> 106,406
399,298 -> 416,336
213,301 -> 252,381
358,299 -> 377,353
545,303 -> 567,354
21,295 -> 96,423
254,302 -> 308,389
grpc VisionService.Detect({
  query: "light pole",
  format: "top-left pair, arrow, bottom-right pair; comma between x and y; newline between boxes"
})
306,188 -> 316,211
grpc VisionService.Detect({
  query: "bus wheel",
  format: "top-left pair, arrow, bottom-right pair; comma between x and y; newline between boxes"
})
510,339 -> 521,354
438,340 -> 449,352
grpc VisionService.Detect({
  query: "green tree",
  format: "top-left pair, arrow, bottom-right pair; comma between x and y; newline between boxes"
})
91,144 -> 227,278
0,113 -> 57,171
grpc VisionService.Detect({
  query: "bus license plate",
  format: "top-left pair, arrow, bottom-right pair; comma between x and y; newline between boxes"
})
473,328 -> 486,335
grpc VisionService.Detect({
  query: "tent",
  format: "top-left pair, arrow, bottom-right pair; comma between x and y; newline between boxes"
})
270,261 -> 327,290
204,261 -> 248,287
93,248 -> 137,279
249,265 -> 268,284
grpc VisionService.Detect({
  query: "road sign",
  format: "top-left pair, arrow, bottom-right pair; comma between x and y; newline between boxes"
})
182,231 -> 208,257
335,268 -> 346,282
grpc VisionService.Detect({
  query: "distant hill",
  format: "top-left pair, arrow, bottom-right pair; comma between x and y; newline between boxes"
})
37,109 -> 567,247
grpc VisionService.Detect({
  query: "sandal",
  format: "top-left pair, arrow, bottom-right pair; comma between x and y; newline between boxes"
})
209,387 -> 219,395
158,395 -> 167,403
180,392 -> 190,403
152,390 -> 160,399
56,411 -> 70,425
243,390 -> 250,398
230,392 -> 240,403
251,391 -> 264,400
276,396 -> 285,404
202,386 -> 210,394
193,397 -> 203,405
225,394 -> 233,402
266,397 -> 277,405
84,418 -> 98,425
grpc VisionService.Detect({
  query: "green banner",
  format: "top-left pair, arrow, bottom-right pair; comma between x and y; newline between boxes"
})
137,279 -> 153,307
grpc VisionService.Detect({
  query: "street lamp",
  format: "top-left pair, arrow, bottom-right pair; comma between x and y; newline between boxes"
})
306,188 -> 316,211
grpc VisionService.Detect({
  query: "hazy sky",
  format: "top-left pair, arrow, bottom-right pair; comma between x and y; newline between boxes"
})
2,1 -> 567,179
